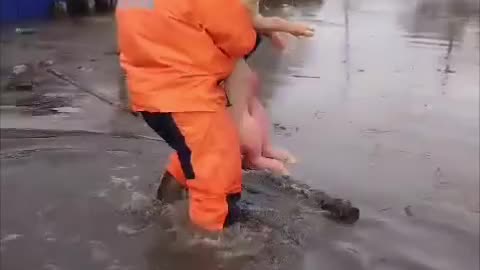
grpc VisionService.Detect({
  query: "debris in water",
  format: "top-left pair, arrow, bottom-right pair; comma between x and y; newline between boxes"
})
1,234 -> 23,243
313,110 -> 325,119
39,59 -> 54,67
52,107 -> 82,113
424,103 -> 433,110
445,68 -> 456,74
334,241 -> 360,255
14,81 -> 33,91
363,128 -> 395,135
404,205 -> 414,217
15,28 -> 37,34
117,224 -> 138,235
43,264 -> 61,270
433,167 -> 450,188
89,240 -> 111,262
117,223 -> 148,236
272,123 -> 298,137
254,173 -> 360,224
437,67 -> 456,74
112,164 -> 136,170
12,64 -> 28,75
43,92 -> 72,98
92,189 -> 109,198
77,65 -> 93,72
291,74 -> 321,79
319,197 -> 360,224
123,192 -> 151,212
110,176 -> 133,190
105,261 -> 130,270
9,64 -> 34,91
273,123 -> 287,130
106,149 -> 130,156
43,232 -> 56,242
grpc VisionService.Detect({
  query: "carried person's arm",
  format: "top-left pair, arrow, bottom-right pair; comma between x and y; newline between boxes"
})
198,0 -> 257,58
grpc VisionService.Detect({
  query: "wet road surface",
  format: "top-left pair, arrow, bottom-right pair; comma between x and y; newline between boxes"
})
0,130 -> 356,270
1,0 -> 479,269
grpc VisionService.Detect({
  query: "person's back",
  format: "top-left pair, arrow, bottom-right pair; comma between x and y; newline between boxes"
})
116,0 -> 256,112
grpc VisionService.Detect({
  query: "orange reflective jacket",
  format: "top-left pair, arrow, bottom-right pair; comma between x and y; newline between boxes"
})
116,0 -> 257,112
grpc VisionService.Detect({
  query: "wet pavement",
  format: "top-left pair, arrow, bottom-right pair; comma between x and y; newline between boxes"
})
1,0 -> 479,269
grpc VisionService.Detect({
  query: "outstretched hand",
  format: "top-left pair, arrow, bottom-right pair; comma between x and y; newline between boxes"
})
286,22 -> 315,38
254,15 -> 315,51
267,25 -> 314,51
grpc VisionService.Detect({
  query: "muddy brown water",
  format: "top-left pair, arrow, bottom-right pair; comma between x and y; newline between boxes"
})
0,133 -> 355,270
249,0 -> 480,269
1,0 -> 479,269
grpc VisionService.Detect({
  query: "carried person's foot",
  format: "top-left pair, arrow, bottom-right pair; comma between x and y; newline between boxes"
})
264,147 -> 297,165
282,153 -> 297,165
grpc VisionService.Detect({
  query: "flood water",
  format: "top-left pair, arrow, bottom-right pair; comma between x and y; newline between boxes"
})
250,0 -> 480,269
1,0 -> 479,269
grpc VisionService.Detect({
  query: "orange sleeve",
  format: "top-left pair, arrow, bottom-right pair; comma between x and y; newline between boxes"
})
198,0 -> 257,58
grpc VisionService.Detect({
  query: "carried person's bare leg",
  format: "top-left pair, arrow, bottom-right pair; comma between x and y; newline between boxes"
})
240,110 -> 290,176
248,96 -> 297,164
225,60 -> 255,127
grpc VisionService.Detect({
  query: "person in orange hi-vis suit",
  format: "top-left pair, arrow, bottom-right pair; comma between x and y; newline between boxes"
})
115,0 -> 257,231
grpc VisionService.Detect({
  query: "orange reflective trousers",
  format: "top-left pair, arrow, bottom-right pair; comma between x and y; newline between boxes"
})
142,109 -> 242,231
116,0 -> 256,231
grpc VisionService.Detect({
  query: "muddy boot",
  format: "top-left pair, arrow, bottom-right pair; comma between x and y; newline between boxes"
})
224,193 -> 246,227
157,171 -> 185,203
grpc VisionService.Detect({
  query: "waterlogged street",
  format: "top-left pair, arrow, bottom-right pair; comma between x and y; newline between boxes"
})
1,0 -> 479,269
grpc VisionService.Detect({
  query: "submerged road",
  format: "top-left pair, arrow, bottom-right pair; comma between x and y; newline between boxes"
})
1,0 -> 479,269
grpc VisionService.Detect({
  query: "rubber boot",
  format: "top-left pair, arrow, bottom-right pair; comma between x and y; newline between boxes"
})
157,171 -> 186,203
